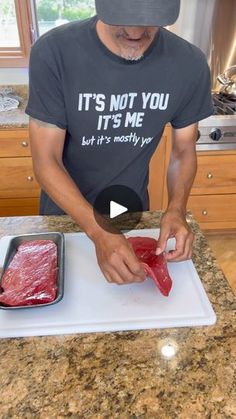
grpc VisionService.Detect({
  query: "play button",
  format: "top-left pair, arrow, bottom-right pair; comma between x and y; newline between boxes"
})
93,185 -> 144,233
110,201 -> 128,219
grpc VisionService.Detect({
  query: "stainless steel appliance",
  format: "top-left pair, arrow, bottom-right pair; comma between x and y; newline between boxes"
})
196,93 -> 236,151
169,0 -> 236,151
217,66 -> 236,100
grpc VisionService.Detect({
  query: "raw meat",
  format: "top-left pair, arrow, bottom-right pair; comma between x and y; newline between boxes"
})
0,240 -> 58,306
127,237 -> 172,296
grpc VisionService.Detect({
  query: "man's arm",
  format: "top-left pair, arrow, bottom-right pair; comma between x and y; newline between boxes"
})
157,123 -> 198,261
29,118 -> 145,284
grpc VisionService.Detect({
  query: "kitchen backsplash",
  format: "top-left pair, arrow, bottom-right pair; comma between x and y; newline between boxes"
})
0,68 -> 29,85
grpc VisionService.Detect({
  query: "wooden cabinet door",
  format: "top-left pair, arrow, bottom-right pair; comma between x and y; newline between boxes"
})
192,153 -> 236,195
0,129 -> 31,157
0,198 -> 39,217
0,129 -> 40,216
0,157 -> 40,198
188,194 -> 236,229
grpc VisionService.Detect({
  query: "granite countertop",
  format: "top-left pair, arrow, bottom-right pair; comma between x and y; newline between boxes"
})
0,211 -> 235,418
0,85 -> 29,129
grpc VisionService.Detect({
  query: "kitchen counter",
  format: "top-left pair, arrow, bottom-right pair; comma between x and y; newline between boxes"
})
0,85 -> 28,129
0,211 -> 235,418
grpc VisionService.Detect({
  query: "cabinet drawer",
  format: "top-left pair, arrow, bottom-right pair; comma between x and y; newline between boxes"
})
0,158 -> 40,198
0,130 -> 31,157
188,194 -> 236,223
0,198 -> 39,217
192,154 -> 236,194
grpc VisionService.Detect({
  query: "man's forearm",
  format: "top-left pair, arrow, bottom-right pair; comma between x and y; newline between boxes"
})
166,147 -> 197,214
33,160 -> 104,240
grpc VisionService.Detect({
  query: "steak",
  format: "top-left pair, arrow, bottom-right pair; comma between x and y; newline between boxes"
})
0,240 -> 58,306
128,237 -> 172,296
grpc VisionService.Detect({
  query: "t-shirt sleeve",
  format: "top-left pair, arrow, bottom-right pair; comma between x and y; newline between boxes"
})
170,59 -> 214,129
25,38 -> 67,129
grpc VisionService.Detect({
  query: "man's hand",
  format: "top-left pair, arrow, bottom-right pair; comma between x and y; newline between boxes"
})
94,231 -> 146,285
156,209 -> 194,262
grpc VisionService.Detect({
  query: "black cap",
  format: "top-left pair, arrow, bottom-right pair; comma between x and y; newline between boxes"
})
95,0 -> 180,27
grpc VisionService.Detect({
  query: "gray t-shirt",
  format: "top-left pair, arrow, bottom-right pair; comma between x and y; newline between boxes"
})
26,16 -> 213,215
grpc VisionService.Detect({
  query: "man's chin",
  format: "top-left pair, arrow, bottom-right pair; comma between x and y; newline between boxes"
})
120,48 -> 144,61
121,54 -> 144,61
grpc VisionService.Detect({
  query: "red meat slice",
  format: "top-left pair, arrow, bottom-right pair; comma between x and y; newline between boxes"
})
0,240 -> 58,306
128,237 -> 172,296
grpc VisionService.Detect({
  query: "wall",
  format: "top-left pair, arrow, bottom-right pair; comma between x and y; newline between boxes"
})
170,0 -> 236,90
0,68 -> 28,85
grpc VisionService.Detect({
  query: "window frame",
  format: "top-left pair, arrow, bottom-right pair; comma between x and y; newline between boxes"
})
0,0 -> 33,68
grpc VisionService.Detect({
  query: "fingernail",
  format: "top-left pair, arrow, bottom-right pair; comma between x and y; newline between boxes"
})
155,247 -> 162,255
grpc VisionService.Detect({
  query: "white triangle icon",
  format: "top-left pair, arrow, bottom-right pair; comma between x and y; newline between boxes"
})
110,201 -> 128,219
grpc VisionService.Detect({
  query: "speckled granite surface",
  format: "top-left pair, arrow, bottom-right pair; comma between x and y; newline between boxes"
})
0,211 -> 235,418
0,85 -> 28,128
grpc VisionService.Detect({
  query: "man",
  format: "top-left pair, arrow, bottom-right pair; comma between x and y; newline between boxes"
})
26,0 -> 213,285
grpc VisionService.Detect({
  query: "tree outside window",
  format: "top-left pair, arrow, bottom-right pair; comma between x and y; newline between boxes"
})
34,0 -> 95,36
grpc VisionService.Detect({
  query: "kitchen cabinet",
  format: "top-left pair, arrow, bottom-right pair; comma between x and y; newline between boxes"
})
149,130 -> 236,230
0,129 -> 40,216
188,150 -> 236,230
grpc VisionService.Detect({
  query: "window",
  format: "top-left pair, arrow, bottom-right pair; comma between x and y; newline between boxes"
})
0,0 -> 20,48
0,0 -> 33,67
33,0 -> 95,37
0,0 -> 95,68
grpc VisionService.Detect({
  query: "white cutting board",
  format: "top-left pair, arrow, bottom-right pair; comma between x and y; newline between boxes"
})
0,229 -> 216,338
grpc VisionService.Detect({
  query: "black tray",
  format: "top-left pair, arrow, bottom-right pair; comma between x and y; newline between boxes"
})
0,232 -> 65,309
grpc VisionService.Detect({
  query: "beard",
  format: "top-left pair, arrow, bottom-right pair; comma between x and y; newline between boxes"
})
115,28 -> 154,61
121,53 -> 144,61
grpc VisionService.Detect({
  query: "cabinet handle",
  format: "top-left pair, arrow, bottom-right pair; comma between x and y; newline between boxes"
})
202,210 -> 208,216
26,176 -> 34,182
207,172 -> 213,179
21,141 -> 29,147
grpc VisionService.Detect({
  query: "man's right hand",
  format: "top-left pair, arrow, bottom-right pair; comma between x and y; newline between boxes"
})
93,231 -> 146,285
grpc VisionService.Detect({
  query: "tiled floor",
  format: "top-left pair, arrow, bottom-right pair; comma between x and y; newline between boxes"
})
205,232 -> 236,294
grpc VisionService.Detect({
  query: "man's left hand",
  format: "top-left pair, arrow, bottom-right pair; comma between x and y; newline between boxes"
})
156,209 -> 194,262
